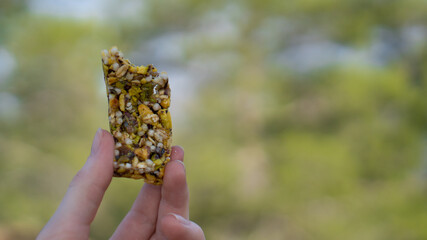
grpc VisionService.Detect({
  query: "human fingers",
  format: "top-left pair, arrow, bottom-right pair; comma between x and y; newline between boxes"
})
169,145 -> 184,163
37,129 -> 114,239
161,213 -> 205,240
110,146 -> 184,239
158,146 -> 188,220
110,183 -> 161,240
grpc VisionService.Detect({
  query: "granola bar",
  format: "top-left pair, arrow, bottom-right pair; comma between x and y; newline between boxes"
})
101,46 -> 172,185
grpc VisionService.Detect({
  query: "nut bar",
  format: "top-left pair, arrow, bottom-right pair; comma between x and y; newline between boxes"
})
101,46 -> 172,185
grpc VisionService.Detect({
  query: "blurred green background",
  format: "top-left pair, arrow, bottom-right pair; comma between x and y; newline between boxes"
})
1,0 -> 427,239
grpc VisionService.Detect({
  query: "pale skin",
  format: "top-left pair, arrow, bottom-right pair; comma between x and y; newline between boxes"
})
37,129 -> 205,240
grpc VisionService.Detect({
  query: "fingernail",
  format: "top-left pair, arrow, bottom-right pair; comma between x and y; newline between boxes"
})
91,128 -> 103,155
174,160 -> 186,174
172,146 -> 184,161
174,145 -> 184,152
169,213 -> 190,226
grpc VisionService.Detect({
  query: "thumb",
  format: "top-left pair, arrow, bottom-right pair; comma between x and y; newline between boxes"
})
37,129 -> 114,239
161,213 -> 205,240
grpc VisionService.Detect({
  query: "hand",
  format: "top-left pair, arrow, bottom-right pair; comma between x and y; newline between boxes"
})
37,129 -> 205,240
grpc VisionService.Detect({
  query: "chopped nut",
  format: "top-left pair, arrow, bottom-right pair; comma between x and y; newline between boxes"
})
146,159 -> 154,167
153,103 -> 161,111
110,46 -> 119,55
146,174 -> 156,182
118,155 -> 130,163
143,114 -> 159,124
159,72 -> 168,80
131,174 -> 144,179
165,137 -> 172,149
109,98 -> 119,110
148,129 -> 154,137
150,145 -> 156,152
108,77 -> 119,85
132,157 -> 139,167
114,131 -> 122,138
126,73 -> 134,80
159,168 -> 165,177
138,104 -> 153,116
125,138 -> 133,145
153,77 -> 165,86
154,129 -> 168,142
154,159 -> 163,166
101,49 -> 109,57
160,98 -> 170,108
137,162 -> 147,169
116,64 -> 129,77
158,109 -> 172,129
129,66 -> 137,73
111,62 -> 120,71
135,146 -> 150,160
137,66 -> 148,74
119,94 -> 125,111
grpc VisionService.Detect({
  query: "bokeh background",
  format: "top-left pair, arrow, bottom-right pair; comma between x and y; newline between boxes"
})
1,0 -> 427,239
